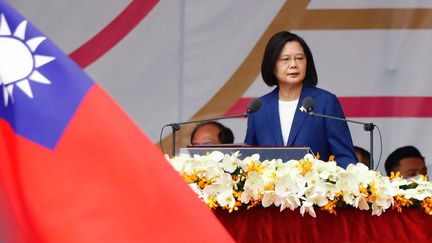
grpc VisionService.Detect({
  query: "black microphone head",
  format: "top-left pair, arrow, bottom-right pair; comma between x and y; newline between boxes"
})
302,97 -> 314,112
247,98 -> 262,113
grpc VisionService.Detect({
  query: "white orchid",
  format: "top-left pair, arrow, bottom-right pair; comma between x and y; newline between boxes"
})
274,174 -> 307,211
300,200 -> 316,217
217,190 -> 236,208
261,190 -> 276,208
238,153 -> 261,171
242,171 -> 265,202
403,179 -> 432,201
335,163 -> 378,206
202,173 -> 236,208
168,152 -> 432,217
167,153 -> 189,172
369,177 -> 397,216
354,195 -> 370,210
221,152 -> 240,173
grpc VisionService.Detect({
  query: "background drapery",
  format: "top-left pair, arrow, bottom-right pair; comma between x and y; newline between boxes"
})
215,207 -> 432,242
9,0 -> 432,174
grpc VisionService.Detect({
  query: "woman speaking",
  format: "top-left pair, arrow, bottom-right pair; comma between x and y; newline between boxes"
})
244,31 -> 357,168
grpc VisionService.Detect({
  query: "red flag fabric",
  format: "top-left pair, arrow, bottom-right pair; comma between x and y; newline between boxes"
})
0,2 -> 233,242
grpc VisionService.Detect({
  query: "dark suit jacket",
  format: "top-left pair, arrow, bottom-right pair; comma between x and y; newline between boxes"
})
244,84 -> 357,168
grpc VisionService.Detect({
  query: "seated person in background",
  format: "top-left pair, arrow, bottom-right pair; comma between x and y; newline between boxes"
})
385,145 -> 427,179
354,146 -> 371,169
190,121 -> 234,146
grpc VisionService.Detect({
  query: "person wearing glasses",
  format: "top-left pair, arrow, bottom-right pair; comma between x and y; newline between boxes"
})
244,31 -> 356,168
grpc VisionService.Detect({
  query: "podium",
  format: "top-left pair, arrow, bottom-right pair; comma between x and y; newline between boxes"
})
215,207 -> 432,242
179,145 -> 313,161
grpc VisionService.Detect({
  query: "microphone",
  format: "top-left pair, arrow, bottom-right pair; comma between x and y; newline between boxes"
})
301,97 -> 314,113
247,98 -> 262,113
300,96 -> 377,170
164,98 -> 262,156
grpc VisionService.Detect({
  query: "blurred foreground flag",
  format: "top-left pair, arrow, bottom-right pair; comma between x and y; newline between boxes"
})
0,1 -> 233,242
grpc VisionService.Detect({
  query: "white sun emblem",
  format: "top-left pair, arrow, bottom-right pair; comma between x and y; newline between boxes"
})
0,14 -> 55,106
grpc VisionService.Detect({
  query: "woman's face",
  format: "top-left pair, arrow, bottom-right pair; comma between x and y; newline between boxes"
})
274,41 -> 306,86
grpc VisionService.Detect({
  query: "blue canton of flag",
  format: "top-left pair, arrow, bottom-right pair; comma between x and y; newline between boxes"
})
0,2 -> 93,149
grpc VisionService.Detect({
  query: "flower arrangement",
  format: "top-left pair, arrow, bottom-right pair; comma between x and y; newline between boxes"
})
168,152 -> 432,217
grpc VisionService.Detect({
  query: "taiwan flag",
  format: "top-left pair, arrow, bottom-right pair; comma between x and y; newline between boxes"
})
0,1 -> 233,242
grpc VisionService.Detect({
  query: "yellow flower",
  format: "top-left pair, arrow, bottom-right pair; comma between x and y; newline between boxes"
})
420,197 -> 432,216
181,172 -> 198,183
393,194 -> 413,213
172,152 -> 432,216
297,159 -> 313,176
233,190 -> 242,199
264,184 -> 275,191
367,183 -> 377,201
226,200 -> 243,213
359,186 -> 369,196
207,196 -> 218,209
389,171 -> 401,180
321,193 -> 342,215
247,198 -> 261,210
245,160 -> 264,175
198,178 -> 211,189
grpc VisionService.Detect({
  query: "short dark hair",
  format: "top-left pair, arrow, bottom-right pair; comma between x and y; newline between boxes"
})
354,146 -> 371,168
261,31 -> 318,87
190,121 -> 234,144
385,145 -> 424,176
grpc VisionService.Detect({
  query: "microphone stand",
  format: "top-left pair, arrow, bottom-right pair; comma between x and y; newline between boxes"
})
167,112 -> 248,157
308,111 -> 375,169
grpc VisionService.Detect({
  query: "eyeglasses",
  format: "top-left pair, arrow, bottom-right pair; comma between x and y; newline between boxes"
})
277,55 -> 306,63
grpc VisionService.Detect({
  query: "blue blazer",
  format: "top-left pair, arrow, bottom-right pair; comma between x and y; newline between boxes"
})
244,84 -> 357,168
